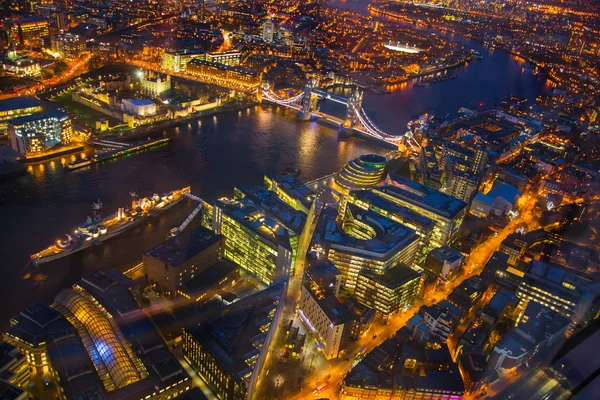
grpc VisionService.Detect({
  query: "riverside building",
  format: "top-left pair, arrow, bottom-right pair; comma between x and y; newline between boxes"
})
213,196 -> 295,285
374,174 -> 467,248
313,205 -> 420,292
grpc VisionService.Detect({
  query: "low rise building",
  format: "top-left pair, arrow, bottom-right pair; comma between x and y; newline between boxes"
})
488,302 -> 570,372
143,226 -> 225,298
419,304 -> 456,343
423,246 -> 463,280
121,98 -> 157,116
186,60 -> 262,91
470,181 -> 521,218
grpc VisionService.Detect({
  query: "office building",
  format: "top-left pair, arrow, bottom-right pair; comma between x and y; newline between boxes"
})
374,174 -> 467,248
182,285 -> 284,400
206,51 -> 241,66
419,145 -> 442,190
354,266 -> 423,316
1,53 -> 41,77
213,197 -> 295,285
161,49 -> 206,73
140,71 -> 171,98
233,186 -> 306,238
0,97 -> 43,135
299,263 -> 356,359
9,109 -> 72,156
143,225 -> 225,298
440,140 -> 488,176
516,260 -> 600,325
424,246 -> 463,280
332,154 -> 387,196
314,206 -> 420,292
262,17 -> 275,43
264,173 -> 315,214
50,33 -> 86,59
347,190 -> 435,264
186,60 -> 262,91
3,271 -> 191,400
6,17 -> 49,48
443,168 -> 479,203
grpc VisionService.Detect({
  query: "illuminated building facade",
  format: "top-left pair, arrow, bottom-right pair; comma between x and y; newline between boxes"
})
346,190 -> 435,265
143,226 -> 224,298
8,109 -> 72,156
264,173 -> 315,214
262,17 -> 275,43
0,97 -> 43,135
3,271 -> 191,400
332,154 -> 387,196
50,33 -> 86,59
140,71 -> 171,98
314,206 -> 420,292
1,53 -> 41,77
186,60 -> 262,91
7,18 -> 49,48
516,260 -> 600,326
182,285 -> 284,400
374,175 -> 467,248
161,49 -> 205,72
213,196 -> 295,285
206,51 -> 241,66
354,266 -> 423,316
298,262 -> 356,359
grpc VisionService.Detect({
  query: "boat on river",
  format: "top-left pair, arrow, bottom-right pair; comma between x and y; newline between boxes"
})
31,186 -> 191,264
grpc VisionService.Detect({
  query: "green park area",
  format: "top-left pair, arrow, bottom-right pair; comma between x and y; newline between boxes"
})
51,86 -> 123,130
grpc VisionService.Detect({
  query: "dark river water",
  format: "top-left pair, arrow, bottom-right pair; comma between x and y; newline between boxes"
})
0,1 -> 549,326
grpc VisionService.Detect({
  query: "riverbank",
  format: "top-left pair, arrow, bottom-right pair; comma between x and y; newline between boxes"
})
368,3 -> 555,84
20,144 -> 85,164
98,100 -> 257,142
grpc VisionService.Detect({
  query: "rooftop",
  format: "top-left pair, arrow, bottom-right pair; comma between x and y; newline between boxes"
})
427,246 -> 463,264
315,206 -> 419,259
8,109 -> 68,126
359,266 -> 421,289
235,186 -> 306,234
145,226 -> 223,267
349,190 -> 435,230
376,174 -> 467,220
185,284 -> 284,384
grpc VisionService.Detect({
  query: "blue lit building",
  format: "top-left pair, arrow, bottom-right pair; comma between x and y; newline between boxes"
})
8,109 -> 72,156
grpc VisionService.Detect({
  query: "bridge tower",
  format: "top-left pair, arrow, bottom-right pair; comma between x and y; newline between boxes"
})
340,90 -> 362,136
297,78 -> 318,121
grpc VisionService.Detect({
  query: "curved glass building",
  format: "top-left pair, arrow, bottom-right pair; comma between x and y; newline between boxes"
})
333,154 -> 387,194
55,287 -> 145,390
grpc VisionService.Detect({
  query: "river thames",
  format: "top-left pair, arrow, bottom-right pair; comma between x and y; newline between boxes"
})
0,1 -> 549,326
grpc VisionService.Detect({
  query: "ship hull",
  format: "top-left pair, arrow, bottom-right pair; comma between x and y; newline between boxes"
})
33,189 -> 189,265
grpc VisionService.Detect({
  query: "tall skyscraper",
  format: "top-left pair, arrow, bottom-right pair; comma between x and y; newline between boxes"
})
262,17 -> 275,43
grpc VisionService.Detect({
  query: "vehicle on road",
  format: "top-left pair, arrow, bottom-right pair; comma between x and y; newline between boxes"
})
313,383 -> 329,396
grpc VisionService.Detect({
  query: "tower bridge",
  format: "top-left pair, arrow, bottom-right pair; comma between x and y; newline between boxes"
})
261,81 -> 422,151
